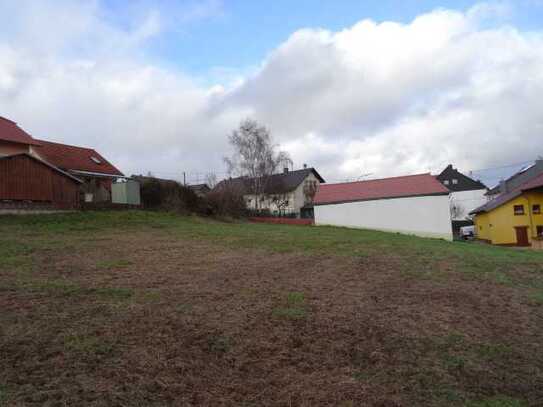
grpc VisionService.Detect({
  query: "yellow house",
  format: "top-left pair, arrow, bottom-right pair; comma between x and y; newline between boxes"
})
471,173 -> 543,247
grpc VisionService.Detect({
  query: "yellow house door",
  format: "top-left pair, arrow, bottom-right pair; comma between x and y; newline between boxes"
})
514,226 -> 530,247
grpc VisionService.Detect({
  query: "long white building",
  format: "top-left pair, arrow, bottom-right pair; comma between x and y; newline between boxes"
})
314,173 -> 453,240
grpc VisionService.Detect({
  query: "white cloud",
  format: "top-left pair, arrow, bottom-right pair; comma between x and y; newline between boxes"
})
225,4 -> 543,182
0,2 -> 542,186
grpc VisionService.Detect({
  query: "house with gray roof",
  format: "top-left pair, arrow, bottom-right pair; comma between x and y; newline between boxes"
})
486,159 -> 543,198
214,166 -> 325,218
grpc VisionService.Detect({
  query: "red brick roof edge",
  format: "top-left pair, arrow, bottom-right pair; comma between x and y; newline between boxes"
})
314,173 -> 450,205
0,116 -> 42,146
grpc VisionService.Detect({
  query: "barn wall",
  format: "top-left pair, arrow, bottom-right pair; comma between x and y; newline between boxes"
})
314,195 -> 453,240
0,140 -> 30,156
0,155 -> 80,209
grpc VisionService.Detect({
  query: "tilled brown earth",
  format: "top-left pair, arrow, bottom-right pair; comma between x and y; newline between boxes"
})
1,231 -> 543,406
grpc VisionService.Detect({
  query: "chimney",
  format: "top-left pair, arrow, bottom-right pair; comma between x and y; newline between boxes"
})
535,158 -> 543,171
499,179 -> 508,194
303,163 -> 307,169
283,167 -> 289,174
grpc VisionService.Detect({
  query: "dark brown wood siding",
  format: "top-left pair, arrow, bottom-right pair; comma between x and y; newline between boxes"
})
0,155 -> 80,209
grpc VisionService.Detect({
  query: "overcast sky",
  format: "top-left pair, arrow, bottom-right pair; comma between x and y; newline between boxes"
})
0,1 -> 542,187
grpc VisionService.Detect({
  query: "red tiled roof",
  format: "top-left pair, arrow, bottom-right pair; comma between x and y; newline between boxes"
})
314,173 -> 449,205
0,116 -> 41,146
34,139 -> 124,176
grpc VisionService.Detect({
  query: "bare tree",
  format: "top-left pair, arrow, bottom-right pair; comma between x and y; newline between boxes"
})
224,119 -> 292,210
206,173 -> 218,189
450,201 -> 466,220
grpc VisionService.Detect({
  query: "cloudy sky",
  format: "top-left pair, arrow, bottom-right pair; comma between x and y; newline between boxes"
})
1,0 -> 542,186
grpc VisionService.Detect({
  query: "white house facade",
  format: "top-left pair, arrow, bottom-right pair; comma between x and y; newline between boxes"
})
216,167 -> 325,218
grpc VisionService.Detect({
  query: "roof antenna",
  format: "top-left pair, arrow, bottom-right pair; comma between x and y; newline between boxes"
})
357,173 -> 373,181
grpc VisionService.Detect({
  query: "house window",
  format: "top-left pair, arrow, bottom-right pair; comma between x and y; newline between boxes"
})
533,204 -> 541,215
538,226 -> 543,237
443,180 -> 450,185
452,179 -> 458,185
90,156 -> 102,164
514,205 -> 525,215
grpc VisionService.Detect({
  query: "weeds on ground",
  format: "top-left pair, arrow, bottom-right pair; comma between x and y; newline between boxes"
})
175,303 -> 193,313
465,396 -> 528,407
64,334 -> 115,357
475,343 -> 513,360
0,384 -> 8,405
1,279 -> 133,301
273,292 -> 307,319
208,335 -> 233,354
529,290 -> 543,305
141,291 -> 161,302
96,259 -> 133,270
443,354 -> 467,370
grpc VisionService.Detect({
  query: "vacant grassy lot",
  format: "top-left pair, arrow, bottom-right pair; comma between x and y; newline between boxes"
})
1,211 -> 543,406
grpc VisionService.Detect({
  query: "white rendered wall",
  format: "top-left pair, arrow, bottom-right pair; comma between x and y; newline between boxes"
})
449,189 -> 488,220
315,195 -> 453,240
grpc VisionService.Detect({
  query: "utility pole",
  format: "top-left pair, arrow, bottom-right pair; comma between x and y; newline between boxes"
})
183,172 -> 186,186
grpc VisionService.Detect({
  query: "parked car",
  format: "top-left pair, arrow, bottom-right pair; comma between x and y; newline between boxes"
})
460,225 -> 475,240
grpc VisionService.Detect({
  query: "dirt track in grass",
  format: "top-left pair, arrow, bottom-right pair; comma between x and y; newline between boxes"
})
1,216 -> 543,406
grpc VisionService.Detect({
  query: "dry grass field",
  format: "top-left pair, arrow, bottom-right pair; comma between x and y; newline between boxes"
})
1,211 -> 543,406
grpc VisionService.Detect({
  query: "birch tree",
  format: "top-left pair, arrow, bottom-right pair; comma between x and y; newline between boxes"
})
224,119 -> 292,210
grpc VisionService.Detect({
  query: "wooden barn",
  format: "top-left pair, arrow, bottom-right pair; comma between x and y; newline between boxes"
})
0,153 -> 82,212
0,115 -> 130,211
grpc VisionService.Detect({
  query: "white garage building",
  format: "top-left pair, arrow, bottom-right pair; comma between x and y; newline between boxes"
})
314,173 -> 453,240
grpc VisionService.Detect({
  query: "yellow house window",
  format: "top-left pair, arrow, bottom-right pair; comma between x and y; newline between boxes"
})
514,205 -> 525,216
533,204 -> 541,215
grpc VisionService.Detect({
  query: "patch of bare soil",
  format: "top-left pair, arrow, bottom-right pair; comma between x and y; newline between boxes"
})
1,231 -> 542,406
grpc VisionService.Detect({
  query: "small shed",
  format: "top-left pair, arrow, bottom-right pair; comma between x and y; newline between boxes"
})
112,180 -> 141,205
314,173 -> 453,240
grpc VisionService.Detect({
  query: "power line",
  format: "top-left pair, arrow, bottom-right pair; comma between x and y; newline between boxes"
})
137,156 -> 541,187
